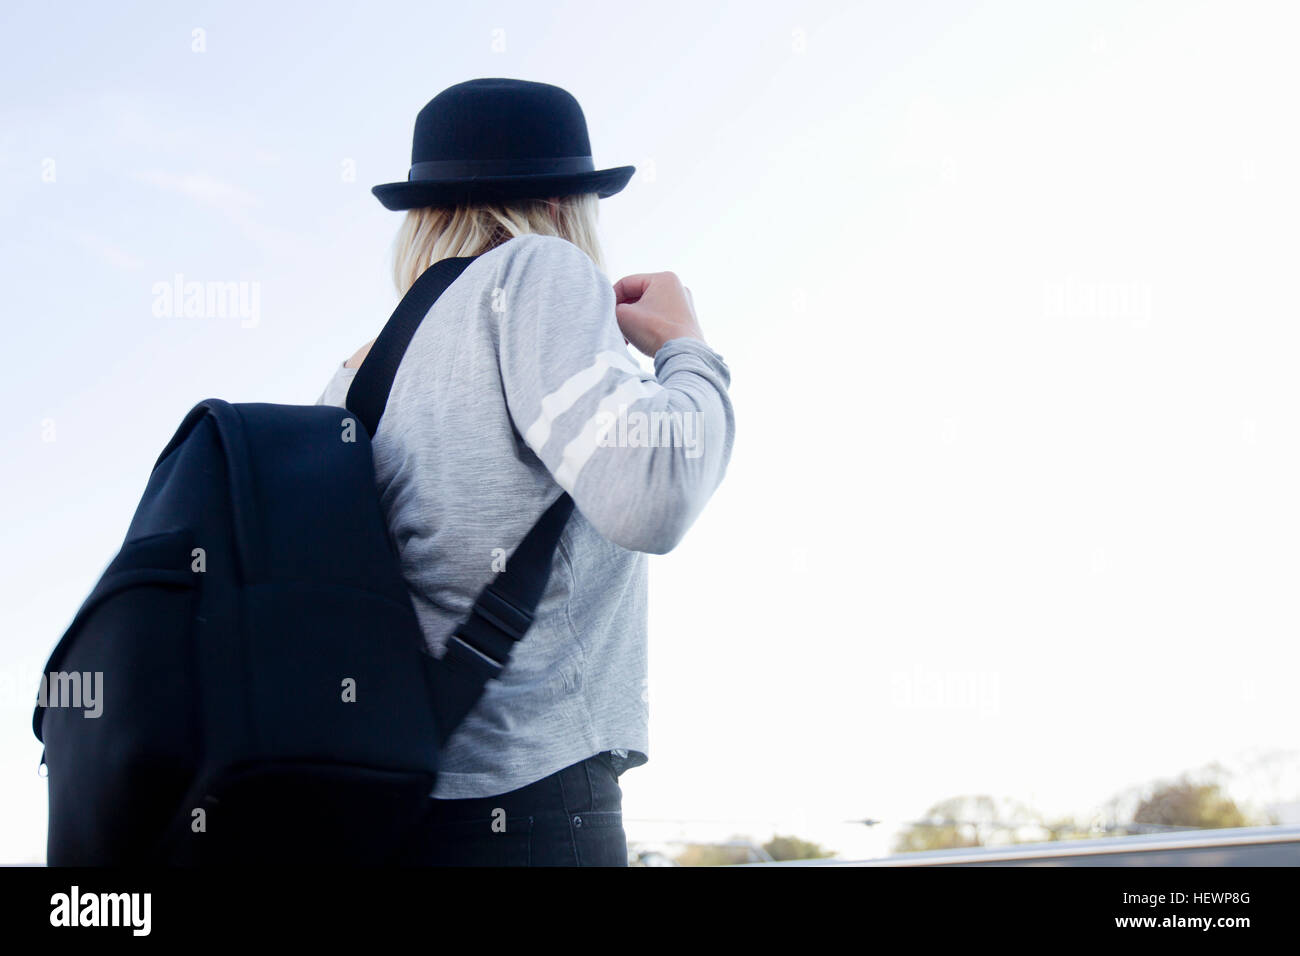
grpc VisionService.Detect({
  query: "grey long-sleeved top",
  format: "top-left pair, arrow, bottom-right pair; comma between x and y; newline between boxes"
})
317,234 -> 735,798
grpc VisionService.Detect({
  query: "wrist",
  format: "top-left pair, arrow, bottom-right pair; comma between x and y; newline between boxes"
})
656,330 -> 706,353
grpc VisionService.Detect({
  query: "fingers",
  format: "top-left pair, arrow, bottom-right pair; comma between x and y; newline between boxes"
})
614,301 -> 650,326
614,271 -> 686,304
613,274 -> 654,305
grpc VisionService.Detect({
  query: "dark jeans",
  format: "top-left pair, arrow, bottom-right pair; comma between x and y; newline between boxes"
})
398,751 -> 628,866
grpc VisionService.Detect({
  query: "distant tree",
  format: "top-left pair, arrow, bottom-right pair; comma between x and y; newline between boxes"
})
1228,749 -> 1296,824
893,795 -> 1053,852
763,834 -> 834,861
672,834 -> 835,866
891,765 -> 1275,858
1132,778 -> 1257,830
1039,816 -> 1096,842
892,796 -> 993,853
673,837 -> 762,867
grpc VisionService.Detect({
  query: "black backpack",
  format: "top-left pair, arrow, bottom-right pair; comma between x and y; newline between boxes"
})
33,254 -> 573,865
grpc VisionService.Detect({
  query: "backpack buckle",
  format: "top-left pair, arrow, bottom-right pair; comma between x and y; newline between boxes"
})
451,585 -> 534,667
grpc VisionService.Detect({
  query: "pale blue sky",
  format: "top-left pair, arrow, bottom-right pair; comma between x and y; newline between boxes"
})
3,0 -> 1299,863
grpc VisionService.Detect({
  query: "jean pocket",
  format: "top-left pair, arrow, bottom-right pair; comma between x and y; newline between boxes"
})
571,810 -> 627,867
419,814 -> 534,867
585,756 -> 624,810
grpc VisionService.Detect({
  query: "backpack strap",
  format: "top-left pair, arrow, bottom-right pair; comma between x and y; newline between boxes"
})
342,254 -> 576,744
345,254 -> 479,438
430,490 -> 575,743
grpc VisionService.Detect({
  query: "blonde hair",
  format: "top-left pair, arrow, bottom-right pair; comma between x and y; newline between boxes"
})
390,193 -> 605,294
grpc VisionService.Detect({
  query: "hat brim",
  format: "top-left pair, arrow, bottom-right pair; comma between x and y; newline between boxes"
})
371,165 -> 636,211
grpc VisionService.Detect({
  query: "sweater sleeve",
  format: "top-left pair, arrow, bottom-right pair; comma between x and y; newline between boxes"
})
495,235 -> 735,554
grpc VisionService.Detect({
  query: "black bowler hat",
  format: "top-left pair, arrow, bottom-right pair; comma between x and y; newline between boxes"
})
372,78 -> 636,211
